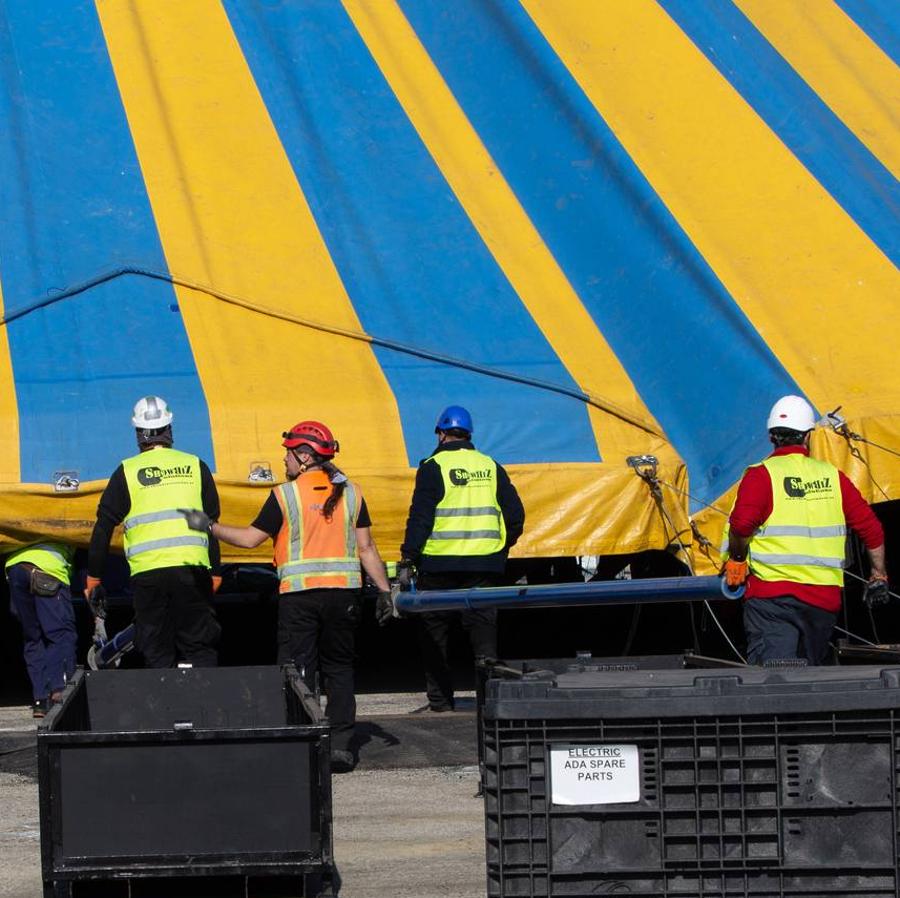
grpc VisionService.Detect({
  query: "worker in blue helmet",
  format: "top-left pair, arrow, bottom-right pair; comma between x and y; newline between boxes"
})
397,405 -> 525,712
435,405 -> 473,435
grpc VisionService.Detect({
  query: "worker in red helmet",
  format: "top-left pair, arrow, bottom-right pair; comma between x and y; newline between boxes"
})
180,420 -> 391,773
722,395 -> 888,665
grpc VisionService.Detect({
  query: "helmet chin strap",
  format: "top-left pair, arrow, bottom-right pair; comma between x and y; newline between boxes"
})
288,448 -> 320,479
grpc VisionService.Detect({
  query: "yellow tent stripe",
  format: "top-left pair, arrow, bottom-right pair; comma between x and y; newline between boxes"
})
522,0 -> 900,420
0,279 -> 20,482
341,0 -> 664,455
95,0 -> 407,479
734,0 -> 900,181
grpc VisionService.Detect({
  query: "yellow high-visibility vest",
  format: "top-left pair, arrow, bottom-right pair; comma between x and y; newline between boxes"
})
4,542 -> 74,585
422,449 -> 506,557
723,454 -> 846,587
122,448 -> 210,575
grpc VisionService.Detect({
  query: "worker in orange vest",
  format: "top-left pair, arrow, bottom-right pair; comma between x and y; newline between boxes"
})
180,421 -> 391,773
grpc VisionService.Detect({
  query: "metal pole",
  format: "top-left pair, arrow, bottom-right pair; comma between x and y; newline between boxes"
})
395,575 -> 741,613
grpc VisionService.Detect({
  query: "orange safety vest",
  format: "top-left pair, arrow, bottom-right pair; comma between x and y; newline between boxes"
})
272,470 -> 362,593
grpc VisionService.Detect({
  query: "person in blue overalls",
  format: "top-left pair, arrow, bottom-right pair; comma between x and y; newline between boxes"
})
5,542 -> 77,717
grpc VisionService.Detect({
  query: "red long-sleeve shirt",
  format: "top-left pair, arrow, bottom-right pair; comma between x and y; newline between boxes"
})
729,445 -> 884,611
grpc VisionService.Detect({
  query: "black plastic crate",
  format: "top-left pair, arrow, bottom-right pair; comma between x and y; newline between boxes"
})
483,665 -> 900,897
38,666 -> 334,897
475,654 -> 731,794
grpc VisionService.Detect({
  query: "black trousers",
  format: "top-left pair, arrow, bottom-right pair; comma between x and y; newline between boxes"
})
132,566 -> 220,669
277,589 -> 361,752
743,595 -> 837,665
417,572 -> 499,710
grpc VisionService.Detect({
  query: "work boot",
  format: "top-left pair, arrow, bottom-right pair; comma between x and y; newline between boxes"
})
330,749 -> 356,774
32,699 -> 48,719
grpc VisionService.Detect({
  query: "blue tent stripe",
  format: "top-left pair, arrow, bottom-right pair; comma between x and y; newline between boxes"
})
398,0 -> 801,506
223,0 -> 600,466
0,3 -> 214,482
834,0 -> 900,68
660,0 -> 900,270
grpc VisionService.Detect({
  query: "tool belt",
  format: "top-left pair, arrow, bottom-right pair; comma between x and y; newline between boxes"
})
29,567 -> 62,597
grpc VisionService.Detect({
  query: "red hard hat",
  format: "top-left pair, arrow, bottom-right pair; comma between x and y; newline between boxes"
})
282,420 -> 339,457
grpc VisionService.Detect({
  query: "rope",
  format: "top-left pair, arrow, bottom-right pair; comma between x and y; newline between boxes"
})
826,408 -> 900,461
844,566 -> 900,601
832,624 -> 879,648
825,408 -> 895,500
658,478 -> 731,518
0,266 -> 663,438
630,463 -> 747,663
702,599 -> 747,664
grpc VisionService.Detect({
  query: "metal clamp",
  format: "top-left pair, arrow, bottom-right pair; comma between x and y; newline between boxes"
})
825,405 -> 862,441
627,454 -> 659,475
627,455 -> 663,501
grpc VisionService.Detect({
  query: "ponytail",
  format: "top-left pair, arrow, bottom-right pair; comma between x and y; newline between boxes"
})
321,460 -> 348,521
295,450 -> 348,521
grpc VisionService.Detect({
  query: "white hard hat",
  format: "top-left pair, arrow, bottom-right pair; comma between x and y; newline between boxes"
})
767,395 -> 815,432
132,396 -> 173,429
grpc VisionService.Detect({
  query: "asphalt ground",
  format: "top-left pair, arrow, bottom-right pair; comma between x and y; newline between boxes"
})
0,693 -> 485,898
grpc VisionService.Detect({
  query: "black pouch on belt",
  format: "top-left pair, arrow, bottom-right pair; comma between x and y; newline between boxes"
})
30,569 -> 61,597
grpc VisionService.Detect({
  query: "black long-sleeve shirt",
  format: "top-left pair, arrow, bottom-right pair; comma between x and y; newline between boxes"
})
400,440 -> 524,574
88,454 -> 221,577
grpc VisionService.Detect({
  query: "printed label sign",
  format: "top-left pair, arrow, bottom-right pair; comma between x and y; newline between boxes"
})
549,744 -> 640,805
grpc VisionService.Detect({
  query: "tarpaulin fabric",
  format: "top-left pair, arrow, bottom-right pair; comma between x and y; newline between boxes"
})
0,1 -> 897,570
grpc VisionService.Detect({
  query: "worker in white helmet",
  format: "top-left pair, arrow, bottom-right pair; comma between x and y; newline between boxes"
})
722,395 -> 888,665
85,397 -> 222,668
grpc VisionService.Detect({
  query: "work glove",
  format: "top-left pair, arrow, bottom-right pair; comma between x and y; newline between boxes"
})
179,508 -> 212,533
864,574 -> 890,608
85,577 -> 107,619
396,559 -> 416,591
375,590 -> 395,627
722,559 -> 749,589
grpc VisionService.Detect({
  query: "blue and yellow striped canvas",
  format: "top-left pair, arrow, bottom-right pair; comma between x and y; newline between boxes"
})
1,1 -> 897,568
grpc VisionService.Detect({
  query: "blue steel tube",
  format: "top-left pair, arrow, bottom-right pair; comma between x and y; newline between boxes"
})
395,575 -> 742,613
95,623 -> 136,669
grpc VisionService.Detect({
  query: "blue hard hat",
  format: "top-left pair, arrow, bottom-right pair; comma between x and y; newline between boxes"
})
435,405 -> 473,434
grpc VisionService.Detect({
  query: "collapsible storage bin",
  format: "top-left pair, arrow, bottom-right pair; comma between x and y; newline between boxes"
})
483,665 -> 900,897
38,666 -> 334,897
475,654 -> 729,793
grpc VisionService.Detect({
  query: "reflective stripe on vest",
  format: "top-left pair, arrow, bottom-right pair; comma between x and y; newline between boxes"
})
4,542 -> 75,585
123,510 -> 185,531
722,524 -> 848,555
125,536 -> 210,559
756,524 -> 847,539
273,470 -> 362,593
279,560 -> 363,576
750,552 -> 844,569
748,454 -> 846,587
423,449 -> 506,557
122,448 -> 209,575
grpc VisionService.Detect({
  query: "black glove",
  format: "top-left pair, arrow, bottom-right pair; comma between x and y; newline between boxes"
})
864,576 -> 890,608
375,590 -> 395,627
396,559 -> 416,591
178,508 -> 212,533
87,583 -> 108,619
